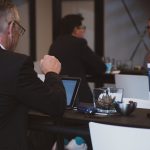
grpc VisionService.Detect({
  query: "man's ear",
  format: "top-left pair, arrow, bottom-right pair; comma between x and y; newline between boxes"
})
8,21 -> 14,38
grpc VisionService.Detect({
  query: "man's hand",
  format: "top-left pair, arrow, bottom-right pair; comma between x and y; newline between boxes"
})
40,55 -> 61,74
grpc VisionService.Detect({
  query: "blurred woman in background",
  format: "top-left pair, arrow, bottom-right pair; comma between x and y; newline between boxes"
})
49,14 -> 106,104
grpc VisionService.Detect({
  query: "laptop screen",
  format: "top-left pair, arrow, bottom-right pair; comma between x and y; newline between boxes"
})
62,77 -> 81,108
37,74 -> 81,108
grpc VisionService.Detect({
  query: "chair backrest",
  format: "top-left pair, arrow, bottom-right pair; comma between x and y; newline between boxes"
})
89,122 -> 150,150
115,74 -> 150,100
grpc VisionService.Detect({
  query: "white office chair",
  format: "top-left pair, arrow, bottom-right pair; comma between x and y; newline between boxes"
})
115,74 -> 150,100
89,122 -> 150,150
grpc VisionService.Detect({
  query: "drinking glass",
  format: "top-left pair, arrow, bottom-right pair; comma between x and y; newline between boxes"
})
93,87 -> 123,113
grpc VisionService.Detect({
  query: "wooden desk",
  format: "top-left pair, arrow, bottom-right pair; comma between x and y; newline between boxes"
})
29,108 -> 150,149
29,108 -> 150,132
63,108 -> 150,128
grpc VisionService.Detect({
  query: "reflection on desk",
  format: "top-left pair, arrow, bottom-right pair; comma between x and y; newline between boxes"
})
63,109 -> 150,128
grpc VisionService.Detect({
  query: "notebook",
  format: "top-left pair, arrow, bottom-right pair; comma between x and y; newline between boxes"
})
115,74 -> 150,100
37,74 -> 81,109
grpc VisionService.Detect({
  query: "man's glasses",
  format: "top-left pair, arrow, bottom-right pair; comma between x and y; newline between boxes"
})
8,20 -> 26,36
13,20 -> 26,36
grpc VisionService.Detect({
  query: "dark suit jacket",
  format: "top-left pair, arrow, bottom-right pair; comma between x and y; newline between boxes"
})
0,48 -> 66,150
49,35 -> 106,103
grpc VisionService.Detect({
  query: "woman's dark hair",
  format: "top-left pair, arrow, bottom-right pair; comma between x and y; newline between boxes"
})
60,14 -> 84,35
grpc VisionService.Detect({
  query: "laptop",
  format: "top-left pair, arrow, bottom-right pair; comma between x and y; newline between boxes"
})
37,74 -> 81,109
115,74 -> 150,100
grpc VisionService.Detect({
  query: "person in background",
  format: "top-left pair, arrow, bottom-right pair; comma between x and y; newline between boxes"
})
143,18 -> 150,68
0,1 -> 66,150
147,18 -> 150,36
49,14 -> 106,104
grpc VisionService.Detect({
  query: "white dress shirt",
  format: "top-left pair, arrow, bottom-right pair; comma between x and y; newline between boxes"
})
0,44 -> 6,50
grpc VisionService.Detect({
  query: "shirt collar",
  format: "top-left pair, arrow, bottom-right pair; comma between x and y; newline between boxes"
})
0,44 -> 6,50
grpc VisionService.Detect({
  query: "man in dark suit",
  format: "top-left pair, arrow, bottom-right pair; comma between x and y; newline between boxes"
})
49,14 -> 106,103
0,1 -> 66,150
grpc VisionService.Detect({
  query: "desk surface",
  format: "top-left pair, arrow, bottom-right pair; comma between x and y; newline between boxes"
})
29,108 -> 150,150
30,108 -> 150,129
63,109 -> 150,128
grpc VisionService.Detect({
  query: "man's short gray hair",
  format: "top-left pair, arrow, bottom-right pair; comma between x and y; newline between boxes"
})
0,1 -> 19,35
